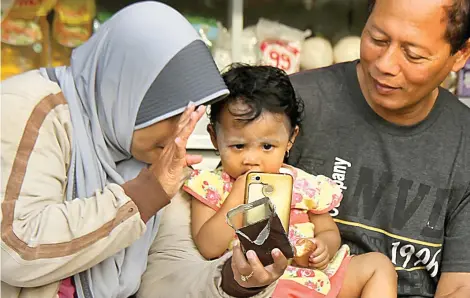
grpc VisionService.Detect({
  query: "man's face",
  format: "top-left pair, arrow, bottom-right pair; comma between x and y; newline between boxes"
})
358,0 -> 469,122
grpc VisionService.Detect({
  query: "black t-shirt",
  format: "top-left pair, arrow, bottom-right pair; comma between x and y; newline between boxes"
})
288,61 -> 470,297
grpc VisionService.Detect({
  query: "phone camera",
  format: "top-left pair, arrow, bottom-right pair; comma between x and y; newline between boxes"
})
255,176 -> 261,181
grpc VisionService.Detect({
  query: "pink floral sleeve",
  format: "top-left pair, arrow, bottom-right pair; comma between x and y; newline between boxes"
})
183,169 -> 233,211
291,171 -> 343,214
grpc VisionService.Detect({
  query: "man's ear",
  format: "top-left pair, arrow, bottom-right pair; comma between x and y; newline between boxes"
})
287,125 -> 300,152
452,40 -> 470,72
207,124 -> 218,150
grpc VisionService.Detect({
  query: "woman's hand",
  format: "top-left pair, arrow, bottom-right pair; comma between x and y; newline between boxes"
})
149,103 -> 206,198
231,239 -> 288,289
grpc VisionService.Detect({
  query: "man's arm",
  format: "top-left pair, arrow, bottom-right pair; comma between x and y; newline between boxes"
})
437,183 -> 470,298
435,273 -> 470,298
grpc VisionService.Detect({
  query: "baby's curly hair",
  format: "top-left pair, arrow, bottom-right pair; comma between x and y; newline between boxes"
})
210,64 -> 304,136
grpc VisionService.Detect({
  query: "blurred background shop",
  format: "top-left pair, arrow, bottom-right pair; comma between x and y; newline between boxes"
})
2,0 -> 469,167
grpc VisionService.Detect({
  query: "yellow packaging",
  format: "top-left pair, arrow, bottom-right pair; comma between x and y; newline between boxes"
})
51,0 -> 95,66
1,0 -> 55,80
1,16 -> 50,79
6,0 -> 56,19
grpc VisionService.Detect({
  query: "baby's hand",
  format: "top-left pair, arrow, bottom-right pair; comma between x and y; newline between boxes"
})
308,238 -> 330,270
226,172 -> 249,205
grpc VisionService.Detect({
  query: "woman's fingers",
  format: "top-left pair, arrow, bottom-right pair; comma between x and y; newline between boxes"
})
231,240 -> 288,288
172,106 -> 206,160
179,106 -> 206,141
267,248 -> 288,277
232,240 -> 252,276
148,104 -> 206,197
245,250 -> 271,285
185,154 -> 203,166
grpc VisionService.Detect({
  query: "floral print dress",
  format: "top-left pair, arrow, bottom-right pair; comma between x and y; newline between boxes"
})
183,165 -> 352,298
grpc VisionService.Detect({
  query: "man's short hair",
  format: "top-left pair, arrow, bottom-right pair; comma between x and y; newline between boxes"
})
368,0 -> 470,54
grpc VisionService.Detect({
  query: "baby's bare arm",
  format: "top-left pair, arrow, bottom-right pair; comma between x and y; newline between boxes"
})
191,198 -> 217,257
191,192 -> 243,259
308,212 -> 341,259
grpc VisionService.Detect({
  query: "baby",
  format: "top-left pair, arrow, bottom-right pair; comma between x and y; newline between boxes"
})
184,64 -> 397,297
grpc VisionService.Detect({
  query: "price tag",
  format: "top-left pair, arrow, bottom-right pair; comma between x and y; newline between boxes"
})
259,40 -> 301,74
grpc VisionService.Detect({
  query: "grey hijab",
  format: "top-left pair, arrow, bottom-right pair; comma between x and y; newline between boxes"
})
41,2 -> 228,297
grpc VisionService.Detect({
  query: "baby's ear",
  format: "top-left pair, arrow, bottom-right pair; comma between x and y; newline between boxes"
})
288,125 -> 300,150
207,124 -> 218,150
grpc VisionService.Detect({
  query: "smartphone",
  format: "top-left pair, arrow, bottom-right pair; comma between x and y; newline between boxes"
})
226,196 -> 295,266
244,172 -> 293,233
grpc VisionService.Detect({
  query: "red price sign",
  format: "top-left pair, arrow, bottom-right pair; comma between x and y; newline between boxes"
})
260,40 -> 301,74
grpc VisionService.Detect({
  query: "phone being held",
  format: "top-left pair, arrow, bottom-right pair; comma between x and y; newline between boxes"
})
226,172 -> 294,266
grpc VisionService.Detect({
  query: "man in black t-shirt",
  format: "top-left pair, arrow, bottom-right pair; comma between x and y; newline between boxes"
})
288,0 -> 470,297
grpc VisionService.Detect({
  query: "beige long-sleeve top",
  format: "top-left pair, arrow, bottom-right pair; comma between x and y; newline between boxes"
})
1,70 -> 277,298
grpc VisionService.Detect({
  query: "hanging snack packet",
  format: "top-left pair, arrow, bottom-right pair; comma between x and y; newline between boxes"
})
51,0 -> 95,66
1,0 -> 56,79
256,18 -> 310,74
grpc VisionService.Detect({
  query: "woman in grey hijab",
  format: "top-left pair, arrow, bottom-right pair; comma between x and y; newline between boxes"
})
1,2 -> 287,298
